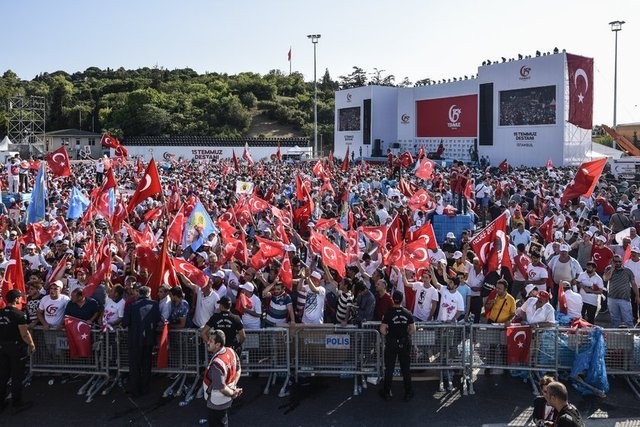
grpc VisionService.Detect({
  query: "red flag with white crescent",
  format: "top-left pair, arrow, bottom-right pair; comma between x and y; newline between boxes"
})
469,212 -> 509,272
172,258 -> 209,288
64,316 -> 93,358
359,226 -> 388,249
45,147 -> 72,177
506,325 -> 532,364
407,189 -> 430,211
126,159 -> 162,213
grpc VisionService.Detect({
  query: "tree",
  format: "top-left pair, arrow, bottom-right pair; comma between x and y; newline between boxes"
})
338,66 -> 367,89
319,68 -> 338,92
369,68 -> 395,86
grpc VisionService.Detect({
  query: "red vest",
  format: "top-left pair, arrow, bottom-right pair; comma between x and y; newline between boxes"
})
204,347 -> 238,390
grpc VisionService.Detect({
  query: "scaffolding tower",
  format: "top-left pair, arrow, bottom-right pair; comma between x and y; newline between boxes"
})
7,96 -> 46,153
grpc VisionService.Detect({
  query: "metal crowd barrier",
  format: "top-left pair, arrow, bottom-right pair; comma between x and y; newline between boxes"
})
29,327 -> 110,403
292,325 -> 382,396
116,328 -> 203,403
602,328 -> 640,399
235,328 -> 291,397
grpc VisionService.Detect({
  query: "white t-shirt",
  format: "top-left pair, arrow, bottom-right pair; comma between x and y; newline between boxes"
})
437,287 -> 464,322
193,287 -> 220,328
302,284 -> 326,324
38,294 -> 70,327
526,264 -> 549,288
242,293 -> 262,330
576,271 -> 603,307
564,289 -> 583,319
412,283 -> 439,321
102,297 -> 125,326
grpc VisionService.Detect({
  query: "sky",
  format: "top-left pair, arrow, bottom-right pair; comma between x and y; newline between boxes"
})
2,0 -> 639,126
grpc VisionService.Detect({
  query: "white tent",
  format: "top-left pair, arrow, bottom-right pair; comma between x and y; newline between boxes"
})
0,136 -> 11,151
585,143 -> 624,160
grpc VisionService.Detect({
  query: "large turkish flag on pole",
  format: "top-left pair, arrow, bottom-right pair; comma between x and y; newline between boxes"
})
567,53 -> 594,130
560,157 -> 607,205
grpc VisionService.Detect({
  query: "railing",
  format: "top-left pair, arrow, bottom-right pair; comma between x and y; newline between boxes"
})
27,324 -> 640,402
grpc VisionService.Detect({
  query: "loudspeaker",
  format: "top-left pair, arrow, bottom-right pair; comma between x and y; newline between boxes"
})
373,139 -> 382,157
479,83 -> 493,146
363,99 -> 371,145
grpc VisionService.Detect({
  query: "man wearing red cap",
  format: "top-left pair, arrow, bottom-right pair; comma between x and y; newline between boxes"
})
516,290 -> 556,327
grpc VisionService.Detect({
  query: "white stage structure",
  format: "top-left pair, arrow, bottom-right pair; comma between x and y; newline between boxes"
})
334,52 -> 593,167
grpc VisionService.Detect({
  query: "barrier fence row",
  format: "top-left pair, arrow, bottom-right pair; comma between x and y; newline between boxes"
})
27,324 -> 640,403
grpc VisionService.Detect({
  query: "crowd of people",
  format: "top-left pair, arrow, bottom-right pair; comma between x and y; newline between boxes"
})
0,147 -> 635,422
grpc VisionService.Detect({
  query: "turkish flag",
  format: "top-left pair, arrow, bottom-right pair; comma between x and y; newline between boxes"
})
102,168 -> 117,191
83,250 -> 111,298
143,206 -> 164,222
315,218 -> 339,231
274,217 -> 290,245
276,143 -> 282,162
407,189 -> 430,211
255,236 -> 286,258
560,157 -> 607,205
386,215 -> 403,248
567,53 -> 594,130
64,316 -> 93,358
359,226 -> 388,249
558,283 -> 568,315
136,157 -> 144,175
127,159 -> 162,213
398,178 -> 416,197
124,223 -> 157,248
232,150 -> 240,172
247,195 -> 271,214
623,244 -> 632,263
56,217 -> 70,236
341,147 -> 350,172
173,258 -> 209,287
110,197 -> 128,232
242,143 -> 254,166
45,147 -> 72,177
499,159 -> 509,173
469,212 -> 509,272
279,256 -> 293,291
538,217 -> 555,244
399,151 -> 414,168
406,222 -> 438,250
308,231 -> 347,276
295,174 -> 306,201
25,222 -> 58,247
1,241 -> 26,308
233,199 -> 253,227
136,246 -> 158,272
287,47 -> 292,62
156,323 -> 169,369
100,133 -> 121,149
250,249 -> 270,270
506,325 -> 532,364
149,239 -> 179,299
313,160 -> 327,179
48,256 -> 68,285
416,157 -> 436,181
235,292 -> 253,316
404,237 -> 431,274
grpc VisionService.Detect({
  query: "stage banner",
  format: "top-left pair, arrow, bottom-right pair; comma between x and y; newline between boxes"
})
416,94 -> 478,138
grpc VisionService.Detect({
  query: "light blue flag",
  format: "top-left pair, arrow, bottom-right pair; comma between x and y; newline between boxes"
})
67,186 -> 90,220
26,162 -> 47,224
182,201 -> 216,251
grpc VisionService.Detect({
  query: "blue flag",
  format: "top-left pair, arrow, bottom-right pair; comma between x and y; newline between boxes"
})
182,201 -> 216,251
26,162 -> 47,224
67,186 -> 90,220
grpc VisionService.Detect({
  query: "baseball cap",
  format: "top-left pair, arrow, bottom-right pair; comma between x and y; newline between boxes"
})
284,244 -> 297,252
452,251 -> 463,260
524,284 -> 538,296
6,289 -> 23,303
239,282 -> 254,293
596,235 -> 607,243
554,231 -> 564,239
26,243 -> 37,249
446,232 -> 455,239
212,270 -> 225,279
392,290 -> 404,304
559,244 -> 570,252
537,290 -> 550,302
561,280 -> 572,288
631,247 -> 640,254
50,280 -> 63,288
196,251 -> 208,259
217,296 -> 232,306
311,271 -> 323,280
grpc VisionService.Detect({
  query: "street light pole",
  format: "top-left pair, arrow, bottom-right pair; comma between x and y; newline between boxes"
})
610,20 -> 625,150
307,34 -> 321,158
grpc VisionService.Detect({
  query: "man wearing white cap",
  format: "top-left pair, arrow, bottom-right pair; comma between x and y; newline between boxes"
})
36,280 -> 70,330
548,244 -> 583,304
442,232 -> 457,258
300,270 -> 326,324
623,247 -> 640,324
22,243 -> 50,271
238,282 -> 261,330
543,231 -> 565,260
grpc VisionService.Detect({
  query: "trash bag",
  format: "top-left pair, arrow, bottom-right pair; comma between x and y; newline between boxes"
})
570,327 -> 609,396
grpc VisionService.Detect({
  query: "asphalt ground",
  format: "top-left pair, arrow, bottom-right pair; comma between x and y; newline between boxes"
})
6,369 -> 640,427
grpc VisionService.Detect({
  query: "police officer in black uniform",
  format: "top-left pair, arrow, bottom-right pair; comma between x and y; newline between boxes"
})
200,296 -> 246,353
380,290 -> 415,402
0,289 -> 35,413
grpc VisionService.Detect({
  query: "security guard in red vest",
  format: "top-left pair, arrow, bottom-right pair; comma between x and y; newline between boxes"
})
203,329 -> 242,427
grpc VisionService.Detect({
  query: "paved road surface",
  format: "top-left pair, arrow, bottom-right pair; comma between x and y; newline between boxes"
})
7,371 -> 639,426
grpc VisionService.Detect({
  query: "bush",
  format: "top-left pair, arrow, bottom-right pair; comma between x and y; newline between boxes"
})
240,92 -> 257,108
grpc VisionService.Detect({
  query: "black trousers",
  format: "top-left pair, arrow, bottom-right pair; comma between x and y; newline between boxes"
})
208,407 -> 229,427
469,296 -> 483,323
0,342 -> 26,405
383,339 -> 412,395
128,344 -> 153,396
582,303 -> 597,324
